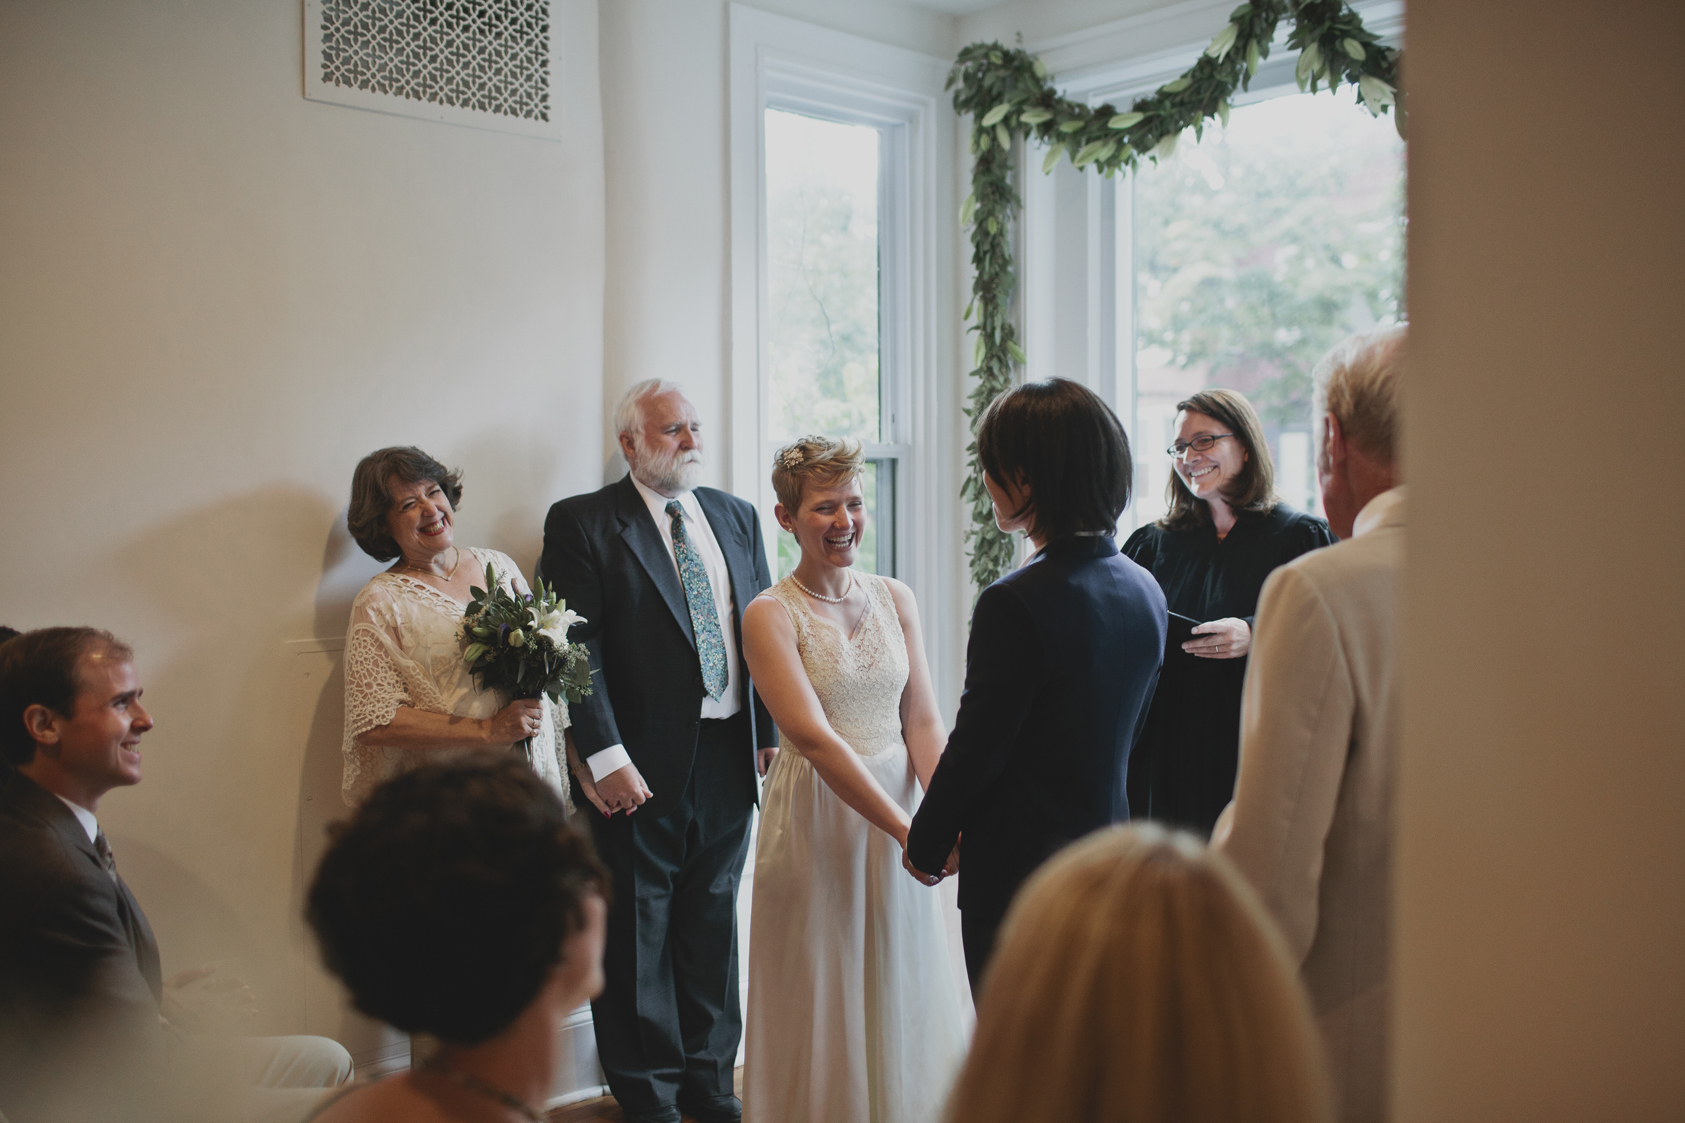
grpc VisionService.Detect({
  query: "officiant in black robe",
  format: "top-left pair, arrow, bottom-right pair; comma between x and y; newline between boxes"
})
1123,390 -> 1335,836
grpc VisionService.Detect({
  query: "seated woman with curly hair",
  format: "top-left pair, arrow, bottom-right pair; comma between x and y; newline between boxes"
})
304,757 -> 607,1123
944,823 -> 1331,1123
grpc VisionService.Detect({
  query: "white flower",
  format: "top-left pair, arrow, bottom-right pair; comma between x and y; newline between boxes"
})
534,605 -> 586,646
1206,23 -> 1239,61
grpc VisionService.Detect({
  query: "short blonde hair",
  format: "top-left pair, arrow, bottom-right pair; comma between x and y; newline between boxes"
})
945,824 -> 1332,1123
770,435 -> 864,511
1313,325 -> 1406,466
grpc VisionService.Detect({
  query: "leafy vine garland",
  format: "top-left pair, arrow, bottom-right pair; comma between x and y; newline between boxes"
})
949,0 -> 1400,592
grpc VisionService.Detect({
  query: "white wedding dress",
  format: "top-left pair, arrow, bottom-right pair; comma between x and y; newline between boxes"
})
340,546 -> 568,806
745,575 -> 967,1123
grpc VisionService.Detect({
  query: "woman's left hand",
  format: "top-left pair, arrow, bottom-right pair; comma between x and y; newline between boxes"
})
1184,617 -> 1251,659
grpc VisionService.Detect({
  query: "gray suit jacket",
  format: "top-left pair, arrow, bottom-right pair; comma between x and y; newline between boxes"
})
1217,487 -> 1405,1123
0,767 -> 166,1120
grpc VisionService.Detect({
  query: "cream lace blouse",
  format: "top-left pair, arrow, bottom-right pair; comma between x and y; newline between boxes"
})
340,547 -> 569,806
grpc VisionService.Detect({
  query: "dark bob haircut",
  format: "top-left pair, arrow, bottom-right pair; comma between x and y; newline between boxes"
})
976,378 -> 1133,544
1161,388 -> 1278,533
347,446 -> 465,562
306,757 -> 605,1045
0,628 -> 134,767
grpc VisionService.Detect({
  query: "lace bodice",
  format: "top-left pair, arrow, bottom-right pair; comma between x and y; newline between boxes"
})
340,547 -> 568,805
762,574 -> 908,757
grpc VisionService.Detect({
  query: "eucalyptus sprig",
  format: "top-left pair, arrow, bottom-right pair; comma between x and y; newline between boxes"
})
948,0 -> 1399,591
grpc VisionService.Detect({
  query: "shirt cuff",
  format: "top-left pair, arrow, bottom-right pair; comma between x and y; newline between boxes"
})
586,744 -> 632,783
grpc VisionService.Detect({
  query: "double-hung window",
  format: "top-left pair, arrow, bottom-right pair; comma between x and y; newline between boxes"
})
729,5 -> 956,693
1021,0 -> 1405,533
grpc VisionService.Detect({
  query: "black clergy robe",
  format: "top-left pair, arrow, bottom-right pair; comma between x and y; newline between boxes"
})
1122,504 -> 1335,835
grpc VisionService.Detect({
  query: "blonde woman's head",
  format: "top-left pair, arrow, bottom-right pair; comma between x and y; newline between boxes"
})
771,436 -> 868,571
946,823 -> 1332,1123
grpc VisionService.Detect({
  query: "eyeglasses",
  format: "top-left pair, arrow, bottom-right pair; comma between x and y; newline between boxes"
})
1167,433 -> 1234,457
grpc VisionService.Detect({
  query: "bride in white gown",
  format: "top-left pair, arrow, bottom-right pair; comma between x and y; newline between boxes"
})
740,436 -> 967,1123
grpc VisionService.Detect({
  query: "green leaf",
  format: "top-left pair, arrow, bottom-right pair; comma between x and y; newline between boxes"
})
1019,108 -> 1053,124
1162,76 -> 1192,94
977,129 -> 991,152
994,122 -> 1012,150
1108,111 -> 1144,130
981,102 -> 1012,127
1218,98 -> 1231,128
1342,37 -> 1366,60
1229,2 -> 1252,19
1073,139 -> 1110,166
1041,143 -> 1065,174
1246,38 -> 1261,78
1032,57 -> 1047,78
1006,340 -> 1027,364
960,192 -> 976,225
1058,119 -> 1086,133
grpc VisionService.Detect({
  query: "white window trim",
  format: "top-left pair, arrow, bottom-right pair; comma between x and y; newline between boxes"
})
1018,0 -> 1403,533
728,5 -> 959,706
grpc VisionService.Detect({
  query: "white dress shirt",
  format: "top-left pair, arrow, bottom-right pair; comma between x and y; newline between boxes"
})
54,793 -> 99,844
585,475 -> 742,782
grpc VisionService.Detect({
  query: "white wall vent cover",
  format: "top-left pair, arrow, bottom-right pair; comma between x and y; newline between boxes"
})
304,0 -> 560,139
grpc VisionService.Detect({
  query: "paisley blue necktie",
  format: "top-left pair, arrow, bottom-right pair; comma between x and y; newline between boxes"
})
667,500 -> 729,701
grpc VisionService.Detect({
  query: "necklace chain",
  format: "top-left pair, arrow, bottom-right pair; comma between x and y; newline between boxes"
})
424,1060 -> 543,1122
405,546 -> 461,581
790,571 -> 855,604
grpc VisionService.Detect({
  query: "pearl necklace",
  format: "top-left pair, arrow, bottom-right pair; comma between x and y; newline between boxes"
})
791,571 -> 855,604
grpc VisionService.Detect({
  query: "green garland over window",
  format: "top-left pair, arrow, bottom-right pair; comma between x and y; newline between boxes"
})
950,0 -> 1400,592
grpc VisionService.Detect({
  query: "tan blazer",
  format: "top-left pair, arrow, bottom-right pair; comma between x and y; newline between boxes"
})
1216,486 -> 1404,1123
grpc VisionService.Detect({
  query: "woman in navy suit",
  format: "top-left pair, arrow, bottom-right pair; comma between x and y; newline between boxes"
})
906,378 -> 1167,992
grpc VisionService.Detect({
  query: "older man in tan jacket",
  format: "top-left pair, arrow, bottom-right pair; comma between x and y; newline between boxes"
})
1214,326 -> 1406,1123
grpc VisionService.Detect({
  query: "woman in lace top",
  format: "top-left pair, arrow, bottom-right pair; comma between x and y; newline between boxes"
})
339,446 -> 568,806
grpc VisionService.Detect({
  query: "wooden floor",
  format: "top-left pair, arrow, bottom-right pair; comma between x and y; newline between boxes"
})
547,1070 -> 744,1123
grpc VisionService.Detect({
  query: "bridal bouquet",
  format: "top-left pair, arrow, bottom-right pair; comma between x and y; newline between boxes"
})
461,563 -> 594,706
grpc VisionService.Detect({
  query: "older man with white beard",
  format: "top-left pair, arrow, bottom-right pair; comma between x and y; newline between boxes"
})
539,380 -> 778,1123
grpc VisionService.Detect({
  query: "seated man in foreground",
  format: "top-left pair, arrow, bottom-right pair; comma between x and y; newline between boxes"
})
1214,326 -> 1407,1123
0,626 -> 351,1123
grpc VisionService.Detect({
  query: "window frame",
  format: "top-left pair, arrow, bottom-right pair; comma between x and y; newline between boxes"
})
728,5 -> 958,699
1019,0 -> 1404,535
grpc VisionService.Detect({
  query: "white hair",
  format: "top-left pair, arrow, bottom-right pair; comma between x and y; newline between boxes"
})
1312,325 -> 1406,466
614,379 -> 687,446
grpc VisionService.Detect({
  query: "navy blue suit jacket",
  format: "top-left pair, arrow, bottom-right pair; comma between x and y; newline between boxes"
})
539,475 -> 777,820
907,536 -> 1166,917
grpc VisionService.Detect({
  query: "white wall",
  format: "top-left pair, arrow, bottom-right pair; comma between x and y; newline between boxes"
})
598,0 -> 958,492
0,0 -> 605,1062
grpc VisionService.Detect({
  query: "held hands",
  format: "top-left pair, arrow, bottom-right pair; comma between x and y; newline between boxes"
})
486,698 -> 546,744
1184,617 -> 1251,659
594,763 -> 654,815
901,835 -> 959,887
563,733 -> 654,816
161,965 -> 257,1035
